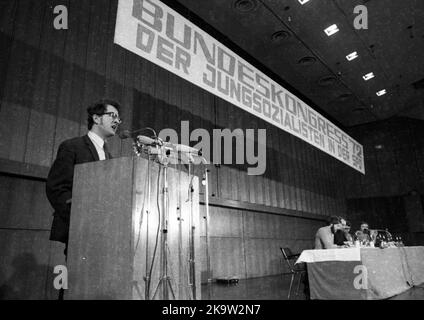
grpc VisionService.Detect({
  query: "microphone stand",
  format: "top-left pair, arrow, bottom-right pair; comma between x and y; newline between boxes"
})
177,162 -> 184,299
144,146 -> 152,300
132,134 -> 177,300
152,148 -> 175,300
185,153 -> 208,300
187,156 -> 196,300
203,167 -> 212,299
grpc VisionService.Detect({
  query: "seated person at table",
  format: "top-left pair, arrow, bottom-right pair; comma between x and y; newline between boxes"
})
334,217 -> 347,246
355,221 -> 371,242
344,221 -> 354,243
334,219 -> 354,246
315,216 -> 344,249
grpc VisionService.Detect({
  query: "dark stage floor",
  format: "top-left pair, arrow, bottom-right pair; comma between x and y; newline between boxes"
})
201,275 -> 424,300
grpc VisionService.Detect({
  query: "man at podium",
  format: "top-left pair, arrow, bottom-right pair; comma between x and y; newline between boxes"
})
46,99 -> 122,252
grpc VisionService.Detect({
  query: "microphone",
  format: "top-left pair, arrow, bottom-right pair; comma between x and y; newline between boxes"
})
118,127 -> 158,139
165,143 -> 202,156
136,135 -> 163,146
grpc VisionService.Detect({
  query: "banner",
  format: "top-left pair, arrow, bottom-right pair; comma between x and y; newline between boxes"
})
114,0 -> 365,174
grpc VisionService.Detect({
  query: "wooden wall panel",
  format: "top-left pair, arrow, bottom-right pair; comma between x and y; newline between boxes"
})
280,134 -> 295,210
312,152 -> 322,215
25,0 -> 68,167
288,136 -> 300,211
322,155 -> 330,215
218,166 -> 231,201
311,151 -> 320,215
253,122 -> 266,206
154,66 -> 169,132
0,174 -> 52,230
0,0 -> 44,163
25,111 -> 57,167
323,156 -> 331,215
0,229 -> 51,300
266,125 -> 278,207
269,127 -> 282,207
298,142 -> 307,213
52,0 -> 92,161
328,159 -> 336,216
336,161 -> 346,215
278,135 -> 290,209
209,237 -> 246,280
243,239 -> 262,278
261,129 -> 271,207
103,0 -> 127,157
203,93 -> 219,199
235,112 -> 249,203
78,0 -> 110,136
56,0 -> 88,123
215,98 -> 230,200
346,118 -> 424,200
197,204 -> 325,281
376,150 -> 398,195
311,150 -> 321,215
0,104 -> 28,161
304,145 -> 313,213
309,150 -> 321,214
301,145 -> 311,214
208,206 -> 243,237
0,0 -> 17,106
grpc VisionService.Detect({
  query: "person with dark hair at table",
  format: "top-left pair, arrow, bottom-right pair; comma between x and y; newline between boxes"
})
314,216 -> 344,249
334,218 -> 354,246
355,221 -> 371,242
343,221 -> 354,243
46,99 -> 122,251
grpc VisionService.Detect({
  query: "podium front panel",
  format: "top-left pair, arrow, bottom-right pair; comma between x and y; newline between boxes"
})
66,157 -> 200,300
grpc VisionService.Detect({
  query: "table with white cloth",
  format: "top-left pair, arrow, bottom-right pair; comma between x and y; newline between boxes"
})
296,246 -> 424,300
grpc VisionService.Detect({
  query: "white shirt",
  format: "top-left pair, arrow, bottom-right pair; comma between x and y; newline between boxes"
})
87,131 -> 106,160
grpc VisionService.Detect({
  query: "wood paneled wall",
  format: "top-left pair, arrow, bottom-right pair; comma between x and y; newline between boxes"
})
0,174 -> 66,300
198,204 -> 323,281
344,117 -> 424,198
344,117 -> 424,245
0,0 -> 348,298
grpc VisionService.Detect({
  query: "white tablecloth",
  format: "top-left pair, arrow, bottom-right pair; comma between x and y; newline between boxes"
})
296,247 -> 361,264
298,246 -> 424,299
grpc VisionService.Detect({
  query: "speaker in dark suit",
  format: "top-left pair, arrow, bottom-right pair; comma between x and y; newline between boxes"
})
46,99 -> 122,245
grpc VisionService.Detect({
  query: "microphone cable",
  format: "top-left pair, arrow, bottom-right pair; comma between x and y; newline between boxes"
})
146,164 -> 162,299
133,154 -> 151,255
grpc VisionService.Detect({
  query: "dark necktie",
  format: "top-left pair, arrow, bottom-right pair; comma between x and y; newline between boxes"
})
103,143 -> 111,160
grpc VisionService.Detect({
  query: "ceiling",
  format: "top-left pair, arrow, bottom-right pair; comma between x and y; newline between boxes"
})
174,0 -> 424,127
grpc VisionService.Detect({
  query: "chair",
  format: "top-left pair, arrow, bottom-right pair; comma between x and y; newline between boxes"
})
280,247 -> 306,299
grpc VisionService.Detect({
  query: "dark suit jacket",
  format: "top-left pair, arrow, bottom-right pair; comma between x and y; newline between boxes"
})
46,135 -> 112,243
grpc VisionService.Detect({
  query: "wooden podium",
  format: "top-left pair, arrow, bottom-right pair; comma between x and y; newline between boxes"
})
65,157 -> 200,300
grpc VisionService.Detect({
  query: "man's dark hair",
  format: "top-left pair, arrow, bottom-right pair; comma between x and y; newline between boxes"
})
87,99 -> 121,130
360,221 -> 369,226
346,221 -> 351,227
328,215 -> 341,225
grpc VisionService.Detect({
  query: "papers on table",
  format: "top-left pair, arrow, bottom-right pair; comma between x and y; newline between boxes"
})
296,247 -> 361,264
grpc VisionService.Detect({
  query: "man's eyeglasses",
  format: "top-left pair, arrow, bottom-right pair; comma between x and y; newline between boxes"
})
101,112 -> 122,123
